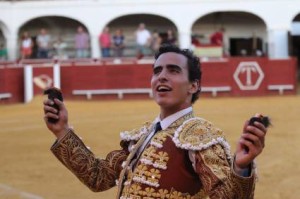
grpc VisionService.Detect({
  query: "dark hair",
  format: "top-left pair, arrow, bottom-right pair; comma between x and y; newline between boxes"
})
154,44 -> 202,104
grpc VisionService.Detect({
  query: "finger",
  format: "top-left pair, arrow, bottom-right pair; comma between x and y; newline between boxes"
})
251,121 -> 267,133
242,133 -> 264,148
54,98 -> 65,110
45,112 -> 59,120
239,139 -> 260,155
246,125 -> 266,138
43,99 -> 54,106
44,105 -> 58,114
242,120 -> 249,133
245,126 -> 265,147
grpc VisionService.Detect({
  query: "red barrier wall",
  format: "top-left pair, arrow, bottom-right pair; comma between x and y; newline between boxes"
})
0,66 -> 23,103
0,57 -> 297,103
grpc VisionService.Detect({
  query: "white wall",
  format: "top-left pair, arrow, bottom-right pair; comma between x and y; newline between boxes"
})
1,0 -> 300,59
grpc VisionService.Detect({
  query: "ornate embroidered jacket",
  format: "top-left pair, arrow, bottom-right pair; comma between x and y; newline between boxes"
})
51,112 -> 256,199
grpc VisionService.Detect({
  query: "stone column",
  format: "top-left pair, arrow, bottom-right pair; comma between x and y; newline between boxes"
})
6,30 -> 18,60
90,34 -> 100,58
178,30 -> 191,49
267,28 -> 289,59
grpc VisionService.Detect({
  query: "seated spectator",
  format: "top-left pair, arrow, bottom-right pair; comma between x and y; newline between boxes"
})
99,26 -> 111,58
20,31 -> 33,59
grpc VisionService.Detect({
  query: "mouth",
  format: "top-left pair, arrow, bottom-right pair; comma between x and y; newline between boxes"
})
156,85 -> 172,93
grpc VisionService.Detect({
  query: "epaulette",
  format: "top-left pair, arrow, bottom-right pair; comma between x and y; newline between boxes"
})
172,117 -> 231,159
120,121 -> 152,142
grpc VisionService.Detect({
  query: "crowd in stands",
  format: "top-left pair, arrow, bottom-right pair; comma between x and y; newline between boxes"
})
2,23 -> 178,61
100,23 -> 177,59
1,24 -> 230,61
0,23 -> 227,61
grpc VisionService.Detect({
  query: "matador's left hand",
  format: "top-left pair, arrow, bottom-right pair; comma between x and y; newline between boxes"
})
234,116 -> 268,169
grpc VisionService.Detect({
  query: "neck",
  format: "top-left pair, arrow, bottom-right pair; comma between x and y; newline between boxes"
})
160,105 -> 191,120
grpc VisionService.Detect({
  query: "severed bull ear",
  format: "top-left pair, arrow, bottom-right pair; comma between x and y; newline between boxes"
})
249,115 -> 271,128
44,87 -> 63,123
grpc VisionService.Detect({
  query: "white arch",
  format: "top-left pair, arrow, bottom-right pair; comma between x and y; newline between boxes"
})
18,14 -> 90,35
0,20 -> 10,41
95,12 -> 178,36
190,10 -> 267,31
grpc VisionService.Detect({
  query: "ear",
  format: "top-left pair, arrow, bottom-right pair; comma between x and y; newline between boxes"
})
188,80 -> 200,94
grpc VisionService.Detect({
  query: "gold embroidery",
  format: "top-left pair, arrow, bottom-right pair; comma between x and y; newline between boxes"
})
172,118 -> 232,162
154,151 -> 169,169
150,133 -> 168,148
146,168 -> 161,185
140,142 -> 169,170
135,164 -> 148,179
119,114 -> 255,199
129,184 -> 142,196
51,129 -> 128,192
143,187 -> 156,197
141,146 -> 156,163
121,121 -> 152,141
177,118 -> 223,147
157,189 -> 169,198
120,184 -> 206,199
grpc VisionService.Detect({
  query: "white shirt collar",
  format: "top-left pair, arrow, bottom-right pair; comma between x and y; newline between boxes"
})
154,107 -> 193,130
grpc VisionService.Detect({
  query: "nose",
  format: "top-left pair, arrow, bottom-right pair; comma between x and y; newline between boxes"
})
158,68 -> 168,82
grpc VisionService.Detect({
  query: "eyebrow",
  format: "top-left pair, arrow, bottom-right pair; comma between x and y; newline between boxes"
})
153,64 -> 182,70
166,64 -> 182,71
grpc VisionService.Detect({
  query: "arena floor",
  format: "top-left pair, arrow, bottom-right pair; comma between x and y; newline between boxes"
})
0,95 -> 299,199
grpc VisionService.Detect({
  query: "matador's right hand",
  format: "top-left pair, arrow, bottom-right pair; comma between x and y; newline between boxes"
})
43,98 -> 69,139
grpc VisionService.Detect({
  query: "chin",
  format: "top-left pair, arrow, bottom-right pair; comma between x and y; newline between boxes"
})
154,98 -> 170,107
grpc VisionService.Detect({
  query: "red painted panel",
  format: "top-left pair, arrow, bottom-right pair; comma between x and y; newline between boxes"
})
0,67 -> 23,103
201,60 -> 232,86
266,58 -> 297,84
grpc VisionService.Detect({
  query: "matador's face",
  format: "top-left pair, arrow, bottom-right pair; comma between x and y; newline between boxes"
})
151,52 -> 197,117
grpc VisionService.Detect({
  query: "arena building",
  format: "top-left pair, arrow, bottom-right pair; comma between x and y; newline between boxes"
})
0,0 -> 299,103
1,0 -> 300,59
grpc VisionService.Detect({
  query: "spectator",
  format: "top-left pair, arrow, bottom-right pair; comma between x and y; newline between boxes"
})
112,29 -> 125,57
30,36 -> 38,59
53,37 -> 68,60
20,31 -> 33,59
191,35 -> 201,47
0,43 -> 8,60
75,26 -> 90,58
99,26 -> 111,57
210,28 -> 225,46
150,29 -> 162,54
37,28 -> 51,59
135,23 -> 151,59
164,29 -> 177,45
